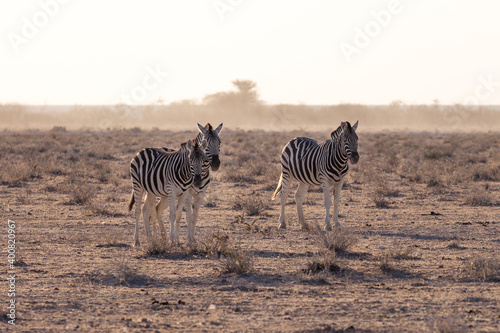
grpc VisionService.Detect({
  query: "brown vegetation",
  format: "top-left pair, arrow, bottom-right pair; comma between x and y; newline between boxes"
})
0,128 -> 499,331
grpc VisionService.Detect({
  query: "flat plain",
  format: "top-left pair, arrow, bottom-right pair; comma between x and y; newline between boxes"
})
0,128 -> 499,332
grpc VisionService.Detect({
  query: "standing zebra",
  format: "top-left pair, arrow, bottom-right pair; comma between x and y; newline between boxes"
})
155,123 -> 223,243
272,121 -> 359,231
128,138 -> 208,245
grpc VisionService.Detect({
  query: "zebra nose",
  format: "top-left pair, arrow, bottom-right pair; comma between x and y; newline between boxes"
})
194,174 -> 203,187
351,152 -> 359,164
211,155 -> 221,171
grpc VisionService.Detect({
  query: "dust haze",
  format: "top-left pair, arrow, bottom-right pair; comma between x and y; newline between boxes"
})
2,80 -> 500,133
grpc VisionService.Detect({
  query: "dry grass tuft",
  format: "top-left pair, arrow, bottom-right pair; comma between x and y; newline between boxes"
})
142,236 -> 171,257
302,252 -> 342,275
67,184 -> 95,205
315,227 -> 358,254
465,190 -> 493,206
378,253 -> 396,273
431,317 -> 465,333
390,241 -> 416,260
220,250 -> 254,275
463,256 -> 500,281
232,193 -> 269,216
189,231 -> 233,258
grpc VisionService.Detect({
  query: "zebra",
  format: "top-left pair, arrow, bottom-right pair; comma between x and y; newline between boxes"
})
271,121 -> 359,231
155,123 -> 223,243
128,138 -> 208,245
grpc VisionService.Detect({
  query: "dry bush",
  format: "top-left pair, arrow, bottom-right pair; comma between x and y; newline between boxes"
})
315,227 -> 358,254
470,164 -> 499,181
378,253 -> 396,273
109,257 -> 151,286
142,236 -> 171,257
302,252 -> 342,275
431,317 -> 465,333
232,193 -> 269,216
16,186 -> 32,205
463,256 -> 500,281
67,185 -> 95,205
189,231 -> 232,258
464,190 -> 493,206
96,231 -> 129,248
220,249 -> 254,275
204,193 -> 218,208
222,166 -> 256,183
390,241 -> 415,260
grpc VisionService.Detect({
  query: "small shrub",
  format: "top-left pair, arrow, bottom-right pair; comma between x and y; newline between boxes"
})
315,227 -> 358,254
142,236 -> 171,257
68,185 -> 95,205
465,192 -> 493,206
471,165 -> 498,181
220,249 -> 254,275
302,252 -> 342,275
390,241 -> 415,260
50,126 -> 67,133
191,231 -> 232,258
379,253 -> 396,273
204,193 -> 218,208
431,317 -> 465,333
232,193 -> 268,216
372,193 -> 391,208
110,257 -> 149,286
16,187 -> 32,204
463,256 -> 499,281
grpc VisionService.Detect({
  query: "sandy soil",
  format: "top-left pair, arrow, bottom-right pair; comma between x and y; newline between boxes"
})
0,129 -> 498,332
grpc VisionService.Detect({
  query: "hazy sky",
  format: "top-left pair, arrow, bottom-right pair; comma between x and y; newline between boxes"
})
1,0 -> 499,105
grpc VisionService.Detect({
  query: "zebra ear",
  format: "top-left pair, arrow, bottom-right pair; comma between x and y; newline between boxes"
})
352,120 -> 359,131
201,139 -> 208,150
340,122 -> 348,131
214,123 -> 223,134
197,123 -> 208,135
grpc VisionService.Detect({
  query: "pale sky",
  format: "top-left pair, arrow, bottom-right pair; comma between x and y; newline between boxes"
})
1,0 -> 499,105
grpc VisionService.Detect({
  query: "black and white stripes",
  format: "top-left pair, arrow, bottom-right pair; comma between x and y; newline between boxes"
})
155,123 -> 223,243
128,139 -> 208,245
272,121 -> 359,230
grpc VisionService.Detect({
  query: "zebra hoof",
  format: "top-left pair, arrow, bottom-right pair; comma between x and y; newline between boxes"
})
134,240 -> 140,247
325,225 -> 332,231
279,223 -> 286,230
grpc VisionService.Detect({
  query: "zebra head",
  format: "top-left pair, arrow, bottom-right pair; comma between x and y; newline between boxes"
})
187,139 -> 209,188
340,120 -> 359,165
197,123 -> 223,171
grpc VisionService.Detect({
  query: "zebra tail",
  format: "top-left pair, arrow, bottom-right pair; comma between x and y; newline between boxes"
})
271,174 -> 283,200
128,190 -> 135,212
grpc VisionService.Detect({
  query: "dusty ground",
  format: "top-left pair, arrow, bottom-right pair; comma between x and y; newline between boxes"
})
0,128 -> 499,332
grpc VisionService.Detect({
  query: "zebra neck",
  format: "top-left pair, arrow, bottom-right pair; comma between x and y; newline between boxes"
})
328,140 -> 348,172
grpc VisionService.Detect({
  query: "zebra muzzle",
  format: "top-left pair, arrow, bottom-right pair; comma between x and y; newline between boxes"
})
351,152 -> 359,164
193,174 -> 203,187
210,155 -> 221,171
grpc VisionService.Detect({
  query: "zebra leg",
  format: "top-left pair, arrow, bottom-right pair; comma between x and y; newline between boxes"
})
188,191 -> 205,243
185,192 -> 194,243
295,182 -> 309,230
278,176 -> 288,229
322,181 -> 333,231
155,197 -> 169,241
174,192 -> 189,243
168,194 -> 178,243
142,192 -> 156,244
332,179 -> 344,228
133,189 -> 144,247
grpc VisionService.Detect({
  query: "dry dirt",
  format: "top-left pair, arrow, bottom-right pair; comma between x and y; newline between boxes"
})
0,128 -> 499,332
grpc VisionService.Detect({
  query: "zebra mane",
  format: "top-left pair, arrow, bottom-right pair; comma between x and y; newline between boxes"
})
195,132 -> 204,145
330,126 -> 343,142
